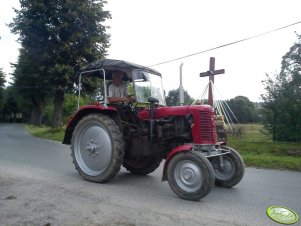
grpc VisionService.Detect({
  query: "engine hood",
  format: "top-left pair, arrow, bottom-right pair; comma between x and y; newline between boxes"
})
138,104 -> 214,120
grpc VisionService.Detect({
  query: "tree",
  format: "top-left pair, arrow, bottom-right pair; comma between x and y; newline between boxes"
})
166,88 -> 194,106
261,34 -> 301,142
0,68 -> 6,113
10,0 -> 111,127
11,48 -> 50,125
0,86 -> 25,122
226,96 -> 255,123
0,68 -> 5,87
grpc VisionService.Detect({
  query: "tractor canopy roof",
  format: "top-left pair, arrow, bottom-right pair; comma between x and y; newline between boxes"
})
80,59 -> 161,81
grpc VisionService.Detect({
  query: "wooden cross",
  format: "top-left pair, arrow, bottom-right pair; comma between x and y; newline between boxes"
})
199,57 -> 225,107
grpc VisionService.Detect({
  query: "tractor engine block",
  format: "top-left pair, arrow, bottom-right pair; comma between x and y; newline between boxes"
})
156,115 -> 192,144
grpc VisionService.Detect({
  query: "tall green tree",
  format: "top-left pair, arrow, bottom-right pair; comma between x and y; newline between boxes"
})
10,0 -> 111,127
226,96 -> 255,123
1,86 -> 25,122
261,34 -> 301,142
166,88 -> 194,106
11,48 -> 50,125
0,68 -> 6,113
0,68 -> 5,87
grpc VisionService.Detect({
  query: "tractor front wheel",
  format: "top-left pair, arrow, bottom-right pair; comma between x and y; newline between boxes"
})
71,113 -> 124,183
167,152 -> 214,201
211,146 -> 245,188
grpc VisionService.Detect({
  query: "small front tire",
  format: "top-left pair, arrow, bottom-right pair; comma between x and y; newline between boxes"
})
167,152 -> 214,201
211,146 -> 245,188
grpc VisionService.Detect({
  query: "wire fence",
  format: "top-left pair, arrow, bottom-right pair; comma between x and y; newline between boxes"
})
225,123 -> 273,143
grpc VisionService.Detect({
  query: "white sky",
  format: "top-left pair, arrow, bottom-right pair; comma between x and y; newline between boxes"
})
1,0 -> 301,102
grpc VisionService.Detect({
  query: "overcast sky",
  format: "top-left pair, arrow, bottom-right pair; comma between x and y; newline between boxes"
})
1,0 -> 301,102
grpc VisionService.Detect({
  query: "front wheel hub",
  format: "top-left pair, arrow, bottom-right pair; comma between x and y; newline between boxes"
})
175,160 -> 203,193
183,169 -> 193,180
213,156 -> 235,181
86,140 -> 99,157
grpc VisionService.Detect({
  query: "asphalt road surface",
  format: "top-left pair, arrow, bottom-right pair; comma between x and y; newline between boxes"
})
0,123 -> 300,226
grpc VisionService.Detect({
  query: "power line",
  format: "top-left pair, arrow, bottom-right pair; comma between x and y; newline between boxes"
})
149,20 -> 301,67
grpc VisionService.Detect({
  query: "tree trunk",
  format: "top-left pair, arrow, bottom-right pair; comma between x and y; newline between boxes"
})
30,99 -> 43,126
52,89 -> 64,128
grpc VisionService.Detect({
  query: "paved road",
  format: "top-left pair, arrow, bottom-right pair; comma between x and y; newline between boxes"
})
0,123 -> 300,226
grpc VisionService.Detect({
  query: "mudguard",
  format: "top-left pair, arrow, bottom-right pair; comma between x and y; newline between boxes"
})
62,104 -> 118,145
162,144 -> 193,181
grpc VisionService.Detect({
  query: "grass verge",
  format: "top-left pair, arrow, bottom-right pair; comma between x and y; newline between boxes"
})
24,124 -> 65,142
228,124 -> 301,171
228,142 -> 301,171
242,154 -> 301,171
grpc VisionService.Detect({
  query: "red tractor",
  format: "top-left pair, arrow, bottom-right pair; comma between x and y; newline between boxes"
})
63,59 -> 245,201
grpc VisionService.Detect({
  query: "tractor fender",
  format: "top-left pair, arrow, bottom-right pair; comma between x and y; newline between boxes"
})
62,105 -> 119,145
162,144 -> 193,181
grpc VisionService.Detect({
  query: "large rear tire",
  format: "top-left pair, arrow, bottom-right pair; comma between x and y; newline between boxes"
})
123,156 -> 162,175
167,151 -> 214,201
211,146 -> 245,188
71,113 -> 124,183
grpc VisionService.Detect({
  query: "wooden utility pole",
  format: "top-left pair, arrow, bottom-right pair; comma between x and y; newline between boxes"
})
199,57 -> 225,107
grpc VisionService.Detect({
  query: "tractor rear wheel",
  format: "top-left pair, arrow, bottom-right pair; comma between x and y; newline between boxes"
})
211,146 -> 245,188
167,152 -> 214,201
123,156 -> 162,175
71,113 -> 124,183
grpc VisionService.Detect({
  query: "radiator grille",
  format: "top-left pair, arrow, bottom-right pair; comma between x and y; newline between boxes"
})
199,111 -> 217,143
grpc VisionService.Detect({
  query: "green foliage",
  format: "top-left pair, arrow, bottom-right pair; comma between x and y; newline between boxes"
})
0,68 -> 6,112
0,68 -> 5,88
63,94 -> 79,119
9,0 -> 111,127
10,48 -> 50,125
261,34 -> 301,142
227,123 -> 272,142
135,85 -> 151,103
127,83 -> 135,96
24,124 -> 65,142
228,123 -> 301,171
80,76 -> 105,101
62,93 -> 93,120
242,154 -> 301,171
226,96 -> 256,123
0,86 -> 26,122
166,88 -> 194,106
42,93 -> 92,125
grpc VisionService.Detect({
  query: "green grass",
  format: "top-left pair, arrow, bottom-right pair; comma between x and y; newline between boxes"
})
24,124 -> 65,142
242,154 -> 301,171
24,123 -> 301,171
227,123 -> 272,142
228,124 -> 301,171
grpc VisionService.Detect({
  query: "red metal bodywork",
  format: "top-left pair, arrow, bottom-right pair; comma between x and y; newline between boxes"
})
138,104 -> 217,145
63,104 -> 118,145
66,104 -> 117,128
65,103 -> 217,146
161,144 -> 193,181
139,104 -> 218,180
165,144 -> 193,162
64,104 -> 218,181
